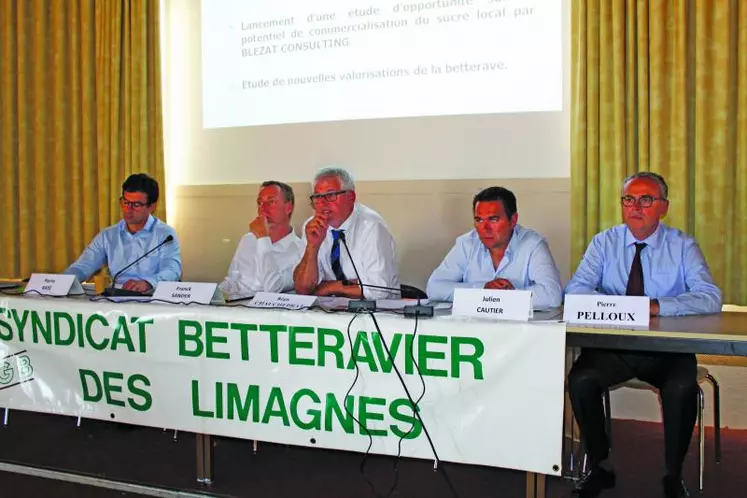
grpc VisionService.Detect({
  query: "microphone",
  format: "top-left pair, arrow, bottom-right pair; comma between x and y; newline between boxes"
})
102,235 -> 174,297
337,232 -> 433,317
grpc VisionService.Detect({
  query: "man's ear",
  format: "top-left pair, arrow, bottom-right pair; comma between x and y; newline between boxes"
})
660,200 -> 669,218
510,212 -> 519,228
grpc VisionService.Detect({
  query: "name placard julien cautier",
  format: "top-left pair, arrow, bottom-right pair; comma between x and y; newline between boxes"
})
452,288 -> 532,321
563,294 -> 650,328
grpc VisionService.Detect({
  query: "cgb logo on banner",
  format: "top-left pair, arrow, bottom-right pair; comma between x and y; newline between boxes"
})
0,295 -> 566,476
0,350 -> 35,390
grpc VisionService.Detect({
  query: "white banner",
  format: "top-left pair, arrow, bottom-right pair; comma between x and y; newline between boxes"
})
0,295 -> 566,476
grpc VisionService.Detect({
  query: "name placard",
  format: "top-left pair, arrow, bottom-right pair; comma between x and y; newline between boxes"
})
563,294 -> 650,328
248,292 -> 317,310
452,288 -> 532,321
25,273 -> 84,297
153,282 -> 223,305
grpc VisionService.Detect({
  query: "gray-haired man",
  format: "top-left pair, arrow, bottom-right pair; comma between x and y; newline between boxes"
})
293,166 -> 400,299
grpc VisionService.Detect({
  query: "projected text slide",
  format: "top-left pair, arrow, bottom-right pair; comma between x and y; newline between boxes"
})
201,0 -> 562,128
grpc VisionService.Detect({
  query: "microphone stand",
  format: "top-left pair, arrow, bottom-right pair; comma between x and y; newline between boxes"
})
337,232 -> 377,312
102,235 -> 174,297
338,234 -> 433,317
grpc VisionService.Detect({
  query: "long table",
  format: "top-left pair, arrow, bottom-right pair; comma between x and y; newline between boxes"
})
3,292 -> 746,498
567,312 -> 747,355
0,294 -> 567,498
539,311 -> 747,498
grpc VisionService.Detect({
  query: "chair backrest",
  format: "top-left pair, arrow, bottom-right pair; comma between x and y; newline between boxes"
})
400,284 -> 428,300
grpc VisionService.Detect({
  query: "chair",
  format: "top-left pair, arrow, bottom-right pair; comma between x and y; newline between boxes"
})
601,366 -> 721,493
400,284 -> 427,300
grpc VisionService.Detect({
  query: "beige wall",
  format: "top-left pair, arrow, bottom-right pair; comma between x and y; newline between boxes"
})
173,178 -> 572,289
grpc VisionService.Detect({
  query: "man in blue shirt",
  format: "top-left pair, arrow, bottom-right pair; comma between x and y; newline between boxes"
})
65,173 -> 181,293
566,172 -> 721,498
426,186 -> 562,308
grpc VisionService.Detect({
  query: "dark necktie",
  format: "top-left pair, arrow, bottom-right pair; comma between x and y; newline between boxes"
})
625,242 -> 647,296
330,229 -> 347,282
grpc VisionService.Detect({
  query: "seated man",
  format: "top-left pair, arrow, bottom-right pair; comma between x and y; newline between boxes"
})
293,166 -> 399,299
219,181 -> 303,298
565,172 -> 722,498
65,173 -> 181,292
426,186 -> 562,307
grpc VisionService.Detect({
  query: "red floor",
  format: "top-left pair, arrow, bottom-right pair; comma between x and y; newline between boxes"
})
0,413 -> 744,497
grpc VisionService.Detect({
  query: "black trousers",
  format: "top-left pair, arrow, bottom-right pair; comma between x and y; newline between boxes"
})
568,349 -> 698,477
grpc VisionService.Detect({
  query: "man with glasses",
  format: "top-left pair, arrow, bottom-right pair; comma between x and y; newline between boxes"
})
65,173 -> 181,293
219,181 -> 303,299
293,166 -> 399,299
426,186 -> 563,307
565,172 -> 721,498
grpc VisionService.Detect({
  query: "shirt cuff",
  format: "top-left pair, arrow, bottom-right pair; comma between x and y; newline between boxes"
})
656,297 -> 677,316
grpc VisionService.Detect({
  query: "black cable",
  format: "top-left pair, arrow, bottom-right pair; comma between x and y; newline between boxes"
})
386,310 -> 427,498
336,233 -> 459,498
1,288 -> 418,320
3,286 -> 457,495
367,312 -> 460,498
342,311 -> 381,498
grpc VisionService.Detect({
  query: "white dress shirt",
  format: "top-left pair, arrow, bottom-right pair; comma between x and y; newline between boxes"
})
300,203 -> 400,299
219,230 -> 303,299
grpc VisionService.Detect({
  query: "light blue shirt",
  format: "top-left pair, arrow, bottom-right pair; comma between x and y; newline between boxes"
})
426,225 -> 563,307
65,215 -> 182,287
565,223 -> 722,316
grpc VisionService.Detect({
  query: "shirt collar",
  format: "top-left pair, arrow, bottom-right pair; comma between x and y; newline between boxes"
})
274,229 -> 297,247
624,222 -> 665,249
334,203 -> 360,233
119,215 -> 156,235
504,225 -> 522,258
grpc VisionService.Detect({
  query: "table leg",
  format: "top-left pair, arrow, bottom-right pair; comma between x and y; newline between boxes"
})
196,433 -> 213,485
526,472 -> 546,498
563,346 -> 584,481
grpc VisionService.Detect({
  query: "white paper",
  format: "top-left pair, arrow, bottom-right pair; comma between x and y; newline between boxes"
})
563,294 -> 650,328
25,273 -> 83,297
247,292 -> 317,310
452,288 -> 532,321
153,282 -> 221,305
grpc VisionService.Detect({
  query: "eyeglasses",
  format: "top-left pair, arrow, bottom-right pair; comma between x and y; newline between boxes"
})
120,197 -> 150,210
309,190 -> 349,203
620,195 -> 665,208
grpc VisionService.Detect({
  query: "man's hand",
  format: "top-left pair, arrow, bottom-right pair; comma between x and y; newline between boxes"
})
249,215 -> 269,239
305,214 -> 329,248
484,278 -> 514,290
121,280 -> 153,293
650,299 -> 660,316
315,280 -> 360,297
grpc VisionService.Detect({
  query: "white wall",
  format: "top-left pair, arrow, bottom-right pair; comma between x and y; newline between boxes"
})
161,0 -> 571,189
